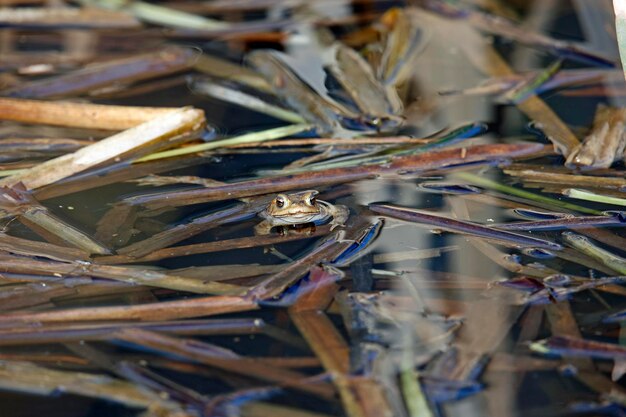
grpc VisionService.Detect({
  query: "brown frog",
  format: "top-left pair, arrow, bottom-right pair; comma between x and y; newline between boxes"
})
254,190 -> 349,235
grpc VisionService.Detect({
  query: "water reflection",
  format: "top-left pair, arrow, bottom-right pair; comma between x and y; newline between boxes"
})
0,1 -> 624,416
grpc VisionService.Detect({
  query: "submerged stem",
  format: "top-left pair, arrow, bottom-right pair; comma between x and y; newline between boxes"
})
455,172 -> 603,215
563,231 -> 626,275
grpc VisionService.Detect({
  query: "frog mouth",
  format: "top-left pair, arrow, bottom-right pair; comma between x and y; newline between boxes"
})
274,211 -> 320,222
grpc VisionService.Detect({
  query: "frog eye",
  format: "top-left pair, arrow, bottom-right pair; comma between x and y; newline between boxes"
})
275,195 -> 287,208
307,195 -> 316,206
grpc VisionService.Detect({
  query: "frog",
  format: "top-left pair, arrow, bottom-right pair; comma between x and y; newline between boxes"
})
254,190 -> 349,235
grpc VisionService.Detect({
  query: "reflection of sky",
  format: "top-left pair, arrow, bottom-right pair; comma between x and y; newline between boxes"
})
282,16 -> 355,137
282,0 -> 351,94
283,25 -> 331,94
350,9 -> 507,417
308,0 -> 352,20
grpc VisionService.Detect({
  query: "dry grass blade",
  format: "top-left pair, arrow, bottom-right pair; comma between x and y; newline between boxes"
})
34,154 -> 206,201
2,46 -> 196,98
114,328 -> 335,398
0,137 -> 90,157
0,282 -> 86,312
492,213 -> 626,231
503,168 -> 626,190
0,294 -> 258,324
0,107 -> 205,190
0,361 -> 190,416
0,318 -> 277,347
97,225 -> 332,264
0,253 -> 246,295
0,97 -> 181,130
129,175 -> 225,187
0,7 -> 140,28
0,353 -> 89,366
370,203 -> 561,250
127,142 -> 544,209
0,231 -> 90,261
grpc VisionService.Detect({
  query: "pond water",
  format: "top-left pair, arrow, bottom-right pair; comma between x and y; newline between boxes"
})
0,1 -> 625,417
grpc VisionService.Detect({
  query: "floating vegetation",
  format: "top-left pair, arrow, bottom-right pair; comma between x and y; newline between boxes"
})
565,104 -> 626,170
0,2 -> 626,417
564,188 -> 626,207
369,203 -> 563,250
